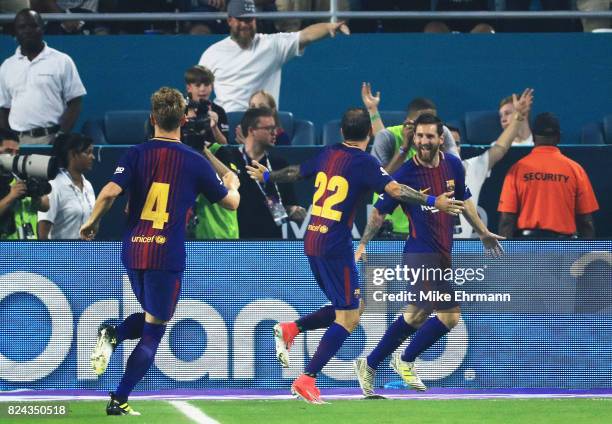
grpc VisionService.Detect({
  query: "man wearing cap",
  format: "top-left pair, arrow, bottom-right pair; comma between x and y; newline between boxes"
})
497,112 -> 599,239
198,0 -> 349,113
0,9 -> 86,145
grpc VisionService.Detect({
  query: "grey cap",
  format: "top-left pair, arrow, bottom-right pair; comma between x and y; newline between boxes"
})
227,0 -> 256,18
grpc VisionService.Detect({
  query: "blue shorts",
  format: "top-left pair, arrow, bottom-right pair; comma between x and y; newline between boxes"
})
403,252 -> 459,312
307,255 -> 360,310
126,269 -> 183,321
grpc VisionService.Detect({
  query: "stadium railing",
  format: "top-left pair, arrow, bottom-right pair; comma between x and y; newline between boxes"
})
2,10 -> 612,24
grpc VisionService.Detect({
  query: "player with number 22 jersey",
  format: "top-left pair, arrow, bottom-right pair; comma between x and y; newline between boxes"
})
246,107 -> 463,404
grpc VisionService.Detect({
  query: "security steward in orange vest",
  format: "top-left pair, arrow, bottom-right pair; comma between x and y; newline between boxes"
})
497,112 -> 598,239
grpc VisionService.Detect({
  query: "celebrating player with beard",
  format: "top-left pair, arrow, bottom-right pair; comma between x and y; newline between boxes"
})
353,113 -> 504,397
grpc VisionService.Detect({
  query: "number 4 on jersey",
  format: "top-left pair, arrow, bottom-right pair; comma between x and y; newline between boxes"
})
141,182 -> 170,229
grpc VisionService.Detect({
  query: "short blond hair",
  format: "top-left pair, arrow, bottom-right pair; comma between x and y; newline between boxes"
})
499,95 -> 513,109
151,87 -> 186,131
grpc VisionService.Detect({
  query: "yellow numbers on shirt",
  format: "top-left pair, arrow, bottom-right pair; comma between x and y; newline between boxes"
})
311,172 -> 349,222
140,182 -> 170,229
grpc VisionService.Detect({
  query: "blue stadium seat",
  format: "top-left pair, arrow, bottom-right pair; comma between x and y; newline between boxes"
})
291,119 -> 316,146
464,110 -> 502,145
226,111 -> 316,145
82,110 -> 150,145
603,114 -> 612,144
226,111 -> 243,144
580,122 -> 605,144
445,118 -> 466,143
322,119 -> 342,146
81,119 -> 107,145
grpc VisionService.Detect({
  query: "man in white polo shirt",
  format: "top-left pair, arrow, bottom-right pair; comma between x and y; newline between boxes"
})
0,9 -> 86,145
199,0 -> 349,113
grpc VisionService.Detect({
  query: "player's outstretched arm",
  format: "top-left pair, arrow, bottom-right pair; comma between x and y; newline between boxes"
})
463,198 -> 505,258
80,182 -> 123,240
246,161 -> 303,183
355,208 -> 386,262
385,182 -> 464,215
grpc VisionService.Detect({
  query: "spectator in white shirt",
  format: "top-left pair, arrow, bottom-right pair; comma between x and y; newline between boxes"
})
0,9 -> 86,145
38,133 -> 95,239
199,0 -> 349,112
455,88 -> 534,238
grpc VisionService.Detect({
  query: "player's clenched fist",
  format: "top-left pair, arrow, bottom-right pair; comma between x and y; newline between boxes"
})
80,220 -> 98,240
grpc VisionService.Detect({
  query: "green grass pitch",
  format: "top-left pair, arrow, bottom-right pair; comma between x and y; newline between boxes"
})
3,398 -> 612,424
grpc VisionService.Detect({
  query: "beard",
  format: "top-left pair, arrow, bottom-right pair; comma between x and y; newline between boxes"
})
231,27 -> 255,49
416,144 -> 439,163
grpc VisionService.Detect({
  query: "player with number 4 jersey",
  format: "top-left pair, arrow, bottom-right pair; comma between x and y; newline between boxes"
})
80,88 -> 239,416
246,107 -> 463,404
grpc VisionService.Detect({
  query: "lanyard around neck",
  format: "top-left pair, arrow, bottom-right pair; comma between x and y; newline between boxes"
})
240,146 -> 284,204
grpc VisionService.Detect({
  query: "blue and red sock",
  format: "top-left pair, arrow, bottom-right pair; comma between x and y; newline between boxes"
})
115,312 -> 145,345
115,322 -> 166,402
401,316 -> 449,362
367,315 -> 417,369
296,305 -> 336,332
304,322 -> 350,376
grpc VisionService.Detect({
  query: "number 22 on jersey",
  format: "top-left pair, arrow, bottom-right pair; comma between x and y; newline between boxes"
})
311,172 -> 349,221
140,182 -> 170,229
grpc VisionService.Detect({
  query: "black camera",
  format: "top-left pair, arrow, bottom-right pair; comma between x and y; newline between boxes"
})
182,99 -> 212,152
25,178 -> 52,197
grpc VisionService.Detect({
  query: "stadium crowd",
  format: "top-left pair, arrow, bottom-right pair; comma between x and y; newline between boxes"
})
0,2 -> 602,240
0,0 -> 610,34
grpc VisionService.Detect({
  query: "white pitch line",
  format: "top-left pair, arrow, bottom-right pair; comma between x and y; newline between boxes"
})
169,400 -> 220,424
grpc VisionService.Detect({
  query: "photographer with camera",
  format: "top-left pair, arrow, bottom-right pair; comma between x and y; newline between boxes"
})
38,133 -> 95,239
0,129 -> 50,239
182,65 -> 228,152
